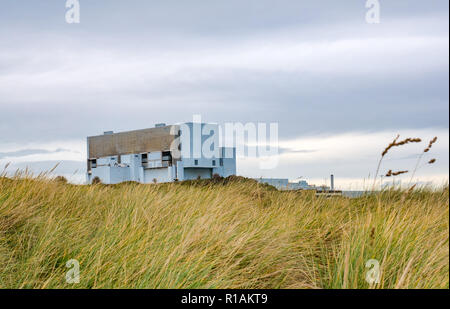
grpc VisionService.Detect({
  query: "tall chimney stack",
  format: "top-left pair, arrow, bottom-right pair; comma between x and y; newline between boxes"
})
331,174 -> 335,191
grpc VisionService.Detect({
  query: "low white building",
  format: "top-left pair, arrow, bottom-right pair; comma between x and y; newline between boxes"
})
255,178 -> 328,191
86,122 -> 236,184
254,178 -> 289,190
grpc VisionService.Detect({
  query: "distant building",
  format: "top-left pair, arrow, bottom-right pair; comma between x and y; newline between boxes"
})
255,178 -> 331,191
288,180 -> 316,190
86,122 -> 236,184
255,178 -> 289,190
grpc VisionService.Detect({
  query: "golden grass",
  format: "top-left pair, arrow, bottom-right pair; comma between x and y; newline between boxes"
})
0,175 -> 448,289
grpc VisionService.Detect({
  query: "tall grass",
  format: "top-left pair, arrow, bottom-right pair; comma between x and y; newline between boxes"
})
0,174 -> 447,289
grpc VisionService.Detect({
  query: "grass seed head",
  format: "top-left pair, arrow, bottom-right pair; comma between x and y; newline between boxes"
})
392,170 -> 408,176
424,137 -> 438,153
381,136 -> 421,157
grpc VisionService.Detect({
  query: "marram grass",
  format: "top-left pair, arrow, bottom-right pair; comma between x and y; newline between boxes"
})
0,176 -> 448,289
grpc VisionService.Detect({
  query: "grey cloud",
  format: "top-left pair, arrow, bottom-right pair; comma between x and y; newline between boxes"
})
0,148 -> 75,159
3,160 -> 85,178
278,147 -> 317,155
0,1 -> 448,183
1,1 -> 447,38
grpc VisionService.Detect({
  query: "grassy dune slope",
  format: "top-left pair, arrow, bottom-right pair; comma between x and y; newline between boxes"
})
0,176 -> 448,289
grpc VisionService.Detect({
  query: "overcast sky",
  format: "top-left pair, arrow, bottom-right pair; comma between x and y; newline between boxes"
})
0,1 -> 448,188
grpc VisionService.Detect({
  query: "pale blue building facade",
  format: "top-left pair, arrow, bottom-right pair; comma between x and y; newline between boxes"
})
86,122 -> 236,184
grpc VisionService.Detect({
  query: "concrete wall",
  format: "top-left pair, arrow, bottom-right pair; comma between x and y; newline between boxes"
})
183,168 -> 213,180
143,167 -> 172,183
128,154 -> 144,182
179,122 -> 220,164
220,147 -> 236,177
110,166 -> 131,184
91,166 -> 111,183
88,125 -> 178,159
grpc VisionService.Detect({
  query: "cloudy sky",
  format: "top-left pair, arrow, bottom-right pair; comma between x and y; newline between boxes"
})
0,1 -> 448,188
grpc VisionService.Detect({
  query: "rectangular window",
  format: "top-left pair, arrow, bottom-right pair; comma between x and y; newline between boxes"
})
162,151 -> 172,161
194,159 -> 198,165
141,153 -> 148,164
162,151 -> 172,166
219,158 -> 223,166
212,160 -> 216,166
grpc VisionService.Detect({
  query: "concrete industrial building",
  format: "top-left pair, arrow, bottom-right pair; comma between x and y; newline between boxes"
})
86,122 -> 236,184
255,177 -> 342,196
255,178 -> 321,191
255,176 -> 336,192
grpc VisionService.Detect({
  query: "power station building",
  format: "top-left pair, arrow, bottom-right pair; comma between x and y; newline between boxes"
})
86,122 -> 236,184
255,177 -> 335,191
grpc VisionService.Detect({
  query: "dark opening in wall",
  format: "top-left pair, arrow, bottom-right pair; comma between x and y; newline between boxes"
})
142,153 -> 148,164
162,151 -> 173,166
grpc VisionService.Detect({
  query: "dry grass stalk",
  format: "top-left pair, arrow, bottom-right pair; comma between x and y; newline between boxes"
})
0,174 -> 448,289
373,135 -> 421,190
407,184 -> 416,194
424,137 -> 438,153
385,170 -> 408,177
381,134 -> 400,157
410,137 -> 439,185
381,137 -> 421,157
395,257 -> 415,289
